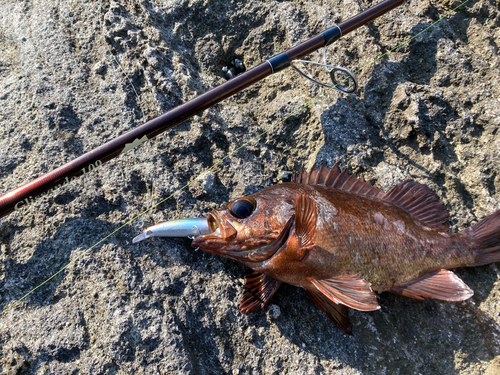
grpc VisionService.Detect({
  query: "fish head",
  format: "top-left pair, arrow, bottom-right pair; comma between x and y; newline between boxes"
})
192,186 -> 296,264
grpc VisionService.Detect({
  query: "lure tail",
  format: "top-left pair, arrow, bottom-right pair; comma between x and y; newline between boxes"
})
465,209 -> 500,266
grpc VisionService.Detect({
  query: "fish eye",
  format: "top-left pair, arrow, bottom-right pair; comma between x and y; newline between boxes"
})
229,197 -> 256,219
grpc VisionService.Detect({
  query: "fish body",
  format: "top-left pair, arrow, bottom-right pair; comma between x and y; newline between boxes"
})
241,183 -> 470,289
192,164 -> 500,334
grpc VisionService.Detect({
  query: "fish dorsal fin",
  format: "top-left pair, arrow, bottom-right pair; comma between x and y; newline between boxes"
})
310,275 -> 380,311
295,193 -> 317,260
293,162 -> 384,199
382,181 -> 449,231
239,270 -> 282,313
307,288 -> 352,335
391,269 -> 473,301
293,163 -> 449,231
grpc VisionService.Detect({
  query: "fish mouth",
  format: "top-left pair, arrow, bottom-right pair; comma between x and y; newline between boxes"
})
192,211 -> 237,254
207,212 -> 220,234
204,211 -> 237,242
193,213 -> 295,264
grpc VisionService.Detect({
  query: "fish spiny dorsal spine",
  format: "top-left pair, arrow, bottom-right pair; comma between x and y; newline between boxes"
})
293,163 -> 450,231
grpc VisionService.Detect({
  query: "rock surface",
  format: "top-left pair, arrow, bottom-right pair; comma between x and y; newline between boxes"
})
1,0 -> 499,373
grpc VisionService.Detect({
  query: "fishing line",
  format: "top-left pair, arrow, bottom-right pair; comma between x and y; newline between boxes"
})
1,0 -> 471,316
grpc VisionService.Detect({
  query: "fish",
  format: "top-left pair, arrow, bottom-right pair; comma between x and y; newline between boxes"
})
136,164 -> 500,334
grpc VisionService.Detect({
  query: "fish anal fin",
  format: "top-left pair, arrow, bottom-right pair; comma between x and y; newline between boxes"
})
295,193 -> 317,260
391,269 -> 473,301
310,275 -> 380,311
239,270 -> 282,313
307,288 -> 352,335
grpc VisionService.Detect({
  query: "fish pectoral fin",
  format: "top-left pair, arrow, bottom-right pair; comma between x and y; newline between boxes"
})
307,288 -> 352,335
239,270 -> 282,313
310,275 -> 380,311
295,193 -> 317,261
391,269 -> 473,301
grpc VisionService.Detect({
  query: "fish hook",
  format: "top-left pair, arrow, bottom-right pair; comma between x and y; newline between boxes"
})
187,224 -> 204,240
291,45 -> 358,93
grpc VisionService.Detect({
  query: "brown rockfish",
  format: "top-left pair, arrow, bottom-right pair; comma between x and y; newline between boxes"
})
191,164 -> 500,334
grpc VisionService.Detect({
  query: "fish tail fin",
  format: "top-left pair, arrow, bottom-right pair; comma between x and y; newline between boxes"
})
465,209 -> 500,266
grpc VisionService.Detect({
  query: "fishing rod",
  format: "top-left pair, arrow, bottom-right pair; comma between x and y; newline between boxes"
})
0,0 -> 406,219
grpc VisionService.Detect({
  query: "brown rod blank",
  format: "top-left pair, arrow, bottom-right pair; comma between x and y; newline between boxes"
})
0,0 -> 406,219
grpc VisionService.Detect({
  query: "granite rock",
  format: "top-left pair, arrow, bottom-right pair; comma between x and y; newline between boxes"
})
0,0 -> 499,374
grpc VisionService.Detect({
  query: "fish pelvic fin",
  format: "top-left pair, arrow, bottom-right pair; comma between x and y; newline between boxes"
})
307,288 -> 352,335
239,270 -> 282,313
465,209 -> 500,266
391,269 -> 473,301
310,275 -> 380,311
295,193 -> 317,261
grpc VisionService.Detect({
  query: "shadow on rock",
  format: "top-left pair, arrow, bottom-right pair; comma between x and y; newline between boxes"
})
269,282 -> 500,374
